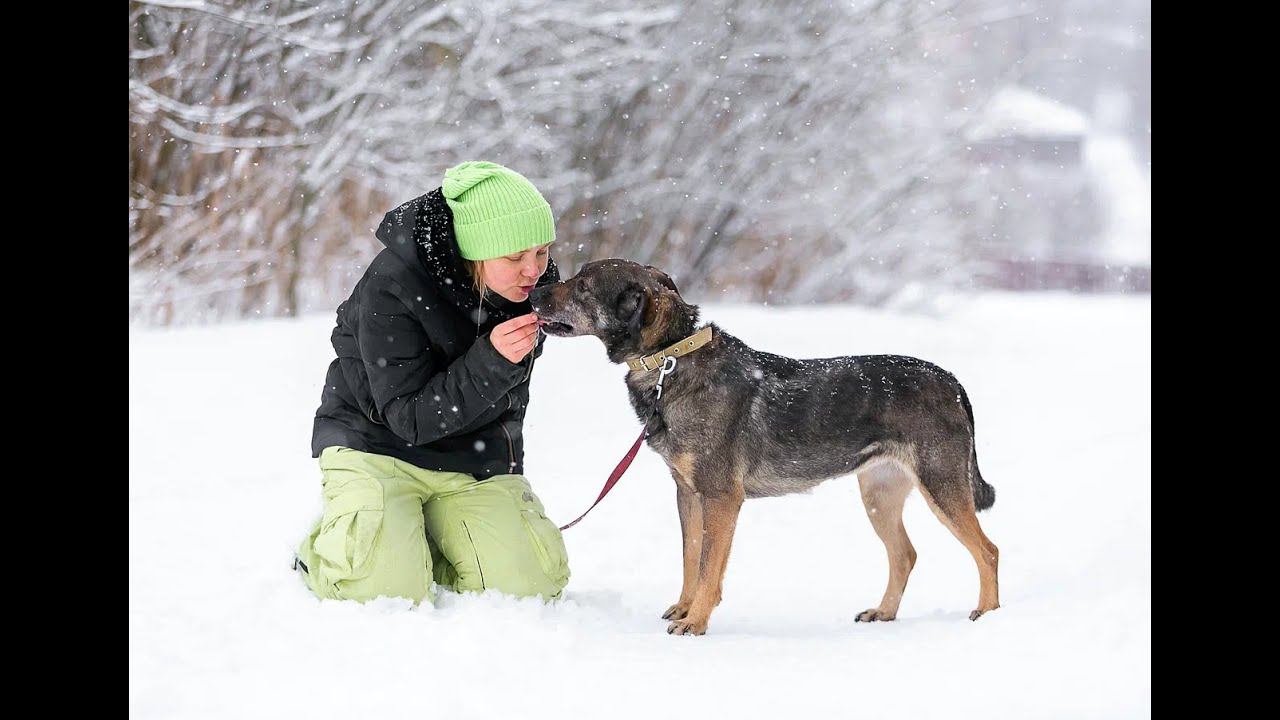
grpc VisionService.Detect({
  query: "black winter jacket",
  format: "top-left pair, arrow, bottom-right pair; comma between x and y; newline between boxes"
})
311,188 -> 559,478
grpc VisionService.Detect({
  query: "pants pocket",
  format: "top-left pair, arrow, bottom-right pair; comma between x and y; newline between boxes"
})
311,472 -> 385,581
516,489 -> 571,592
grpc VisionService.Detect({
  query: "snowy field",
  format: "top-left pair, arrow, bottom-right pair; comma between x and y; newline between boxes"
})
129,292 -> 1150,719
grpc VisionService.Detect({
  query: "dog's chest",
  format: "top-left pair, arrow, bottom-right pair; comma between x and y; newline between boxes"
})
624,383 -> 668,443
628,389 -> 714,458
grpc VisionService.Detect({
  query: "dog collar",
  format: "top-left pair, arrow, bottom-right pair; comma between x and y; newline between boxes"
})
626,326 -> 714,372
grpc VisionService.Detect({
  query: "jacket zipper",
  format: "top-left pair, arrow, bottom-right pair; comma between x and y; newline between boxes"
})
504,346 -> 532,469
494,325 -> 533,472
500,394 -> 516,471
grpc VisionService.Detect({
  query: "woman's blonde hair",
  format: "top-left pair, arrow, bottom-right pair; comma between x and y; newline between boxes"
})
466,259 -> 488,301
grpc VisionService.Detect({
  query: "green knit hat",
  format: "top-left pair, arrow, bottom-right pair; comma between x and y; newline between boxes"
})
442,161 -> 556,260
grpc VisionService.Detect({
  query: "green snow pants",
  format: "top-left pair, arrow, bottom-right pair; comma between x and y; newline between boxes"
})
295,446 -> 570,604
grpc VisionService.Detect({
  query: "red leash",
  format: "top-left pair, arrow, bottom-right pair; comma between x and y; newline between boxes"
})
558,425 -> 648,530
558,355 -> 676,531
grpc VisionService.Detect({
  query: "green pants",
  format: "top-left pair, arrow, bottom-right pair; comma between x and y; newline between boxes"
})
296,447 -> 570,604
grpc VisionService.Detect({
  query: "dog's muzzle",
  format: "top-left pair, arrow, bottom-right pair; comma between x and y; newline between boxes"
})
528,288 -> 576,336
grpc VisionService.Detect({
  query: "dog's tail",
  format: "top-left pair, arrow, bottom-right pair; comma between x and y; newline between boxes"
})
958,384 -> 996,512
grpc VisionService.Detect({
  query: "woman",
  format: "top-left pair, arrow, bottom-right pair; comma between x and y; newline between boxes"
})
295,161 -> 569,604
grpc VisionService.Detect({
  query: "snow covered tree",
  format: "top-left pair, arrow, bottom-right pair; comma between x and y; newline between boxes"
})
131,0 -> 1143,324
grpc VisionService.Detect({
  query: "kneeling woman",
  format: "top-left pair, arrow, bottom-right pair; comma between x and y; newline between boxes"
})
296,161 -> 569,604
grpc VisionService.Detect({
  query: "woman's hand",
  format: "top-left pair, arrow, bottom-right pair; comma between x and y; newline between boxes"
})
490,313 -> 541,364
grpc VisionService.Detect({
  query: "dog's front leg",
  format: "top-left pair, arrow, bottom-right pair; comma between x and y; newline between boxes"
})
663,479 -> 703,621
668,484 -> 744,636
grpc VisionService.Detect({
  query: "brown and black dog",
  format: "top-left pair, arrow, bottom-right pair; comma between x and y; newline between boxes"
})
529,259 -> 999,636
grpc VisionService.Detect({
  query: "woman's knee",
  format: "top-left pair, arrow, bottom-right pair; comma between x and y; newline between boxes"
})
298,450 -> 434,603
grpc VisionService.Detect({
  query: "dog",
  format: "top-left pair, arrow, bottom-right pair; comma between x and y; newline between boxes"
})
529,259 -> 999,636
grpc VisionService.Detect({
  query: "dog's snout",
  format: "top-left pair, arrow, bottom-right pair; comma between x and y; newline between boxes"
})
528,285 -> 550,308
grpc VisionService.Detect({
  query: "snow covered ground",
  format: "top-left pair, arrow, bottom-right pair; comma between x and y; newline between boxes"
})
129,292 -> 1150,719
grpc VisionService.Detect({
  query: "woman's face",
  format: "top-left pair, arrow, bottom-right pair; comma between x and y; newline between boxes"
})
480,243 -> 552,302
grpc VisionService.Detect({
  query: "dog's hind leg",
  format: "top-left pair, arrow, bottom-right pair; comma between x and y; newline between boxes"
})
911,448 -> 1000,621
854,461 -> 917,622
662,462 -> 703,621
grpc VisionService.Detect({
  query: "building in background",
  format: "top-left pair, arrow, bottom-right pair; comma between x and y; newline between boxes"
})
967,85 -> 1149,293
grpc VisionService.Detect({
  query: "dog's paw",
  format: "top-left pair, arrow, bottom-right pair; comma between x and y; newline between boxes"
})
667,616 -> 708,636
968,604 -> 999,621
855,608 -> 895,622
661,602 -> 690,621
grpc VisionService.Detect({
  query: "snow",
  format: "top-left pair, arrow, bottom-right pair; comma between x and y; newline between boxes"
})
130,293 -> 1150,718
969,85 -> 1091,140
1084,133 -> 1151,265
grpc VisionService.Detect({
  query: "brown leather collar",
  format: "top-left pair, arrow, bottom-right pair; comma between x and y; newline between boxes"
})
625,326 -> 714,372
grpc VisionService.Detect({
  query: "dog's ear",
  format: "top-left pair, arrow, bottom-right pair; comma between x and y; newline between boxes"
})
645,266 -> 680,295
618,284 -> 647,340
